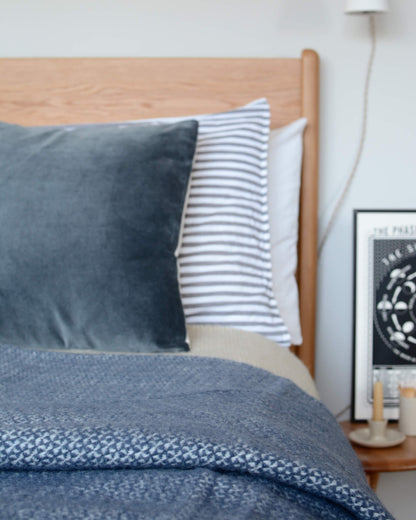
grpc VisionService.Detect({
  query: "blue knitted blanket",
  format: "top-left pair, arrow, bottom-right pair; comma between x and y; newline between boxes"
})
0,343 -> 392,519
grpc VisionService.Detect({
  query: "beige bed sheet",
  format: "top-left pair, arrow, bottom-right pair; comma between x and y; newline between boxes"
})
186,325 -> 319,399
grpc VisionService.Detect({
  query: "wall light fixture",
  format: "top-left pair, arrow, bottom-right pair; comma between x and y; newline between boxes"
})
345,0 -> 388,13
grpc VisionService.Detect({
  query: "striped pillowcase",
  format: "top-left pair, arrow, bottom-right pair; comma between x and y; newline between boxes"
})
179,99 -> 291,346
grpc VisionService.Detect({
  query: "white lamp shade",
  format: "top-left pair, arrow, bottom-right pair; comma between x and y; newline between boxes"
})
345,0 -> 388,13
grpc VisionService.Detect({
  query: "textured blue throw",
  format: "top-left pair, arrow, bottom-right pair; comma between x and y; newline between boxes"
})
0,344 -> 392,519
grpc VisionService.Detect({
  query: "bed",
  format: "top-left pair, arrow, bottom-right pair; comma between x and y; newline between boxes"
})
0,52 -> 392,519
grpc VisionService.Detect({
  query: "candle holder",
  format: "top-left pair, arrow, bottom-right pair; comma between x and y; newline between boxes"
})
368,419 -> 388,441
349,418 -> 406,448
350,381 -> 406,447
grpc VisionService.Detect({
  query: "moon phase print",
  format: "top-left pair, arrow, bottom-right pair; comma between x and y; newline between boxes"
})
353,211 -> 416,421
373,239 -> 416,366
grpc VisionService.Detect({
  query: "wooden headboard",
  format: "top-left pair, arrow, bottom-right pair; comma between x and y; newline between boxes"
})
0,50 -> 319,375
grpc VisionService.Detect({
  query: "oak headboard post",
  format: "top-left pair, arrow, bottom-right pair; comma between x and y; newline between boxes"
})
295,49 -> 320,376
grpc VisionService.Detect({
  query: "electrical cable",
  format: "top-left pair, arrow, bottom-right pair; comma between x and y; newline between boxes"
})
318,14 -> 377,258
335,403 -> 351,420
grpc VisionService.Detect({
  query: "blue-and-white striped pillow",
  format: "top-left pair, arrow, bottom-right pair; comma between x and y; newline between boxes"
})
179,99 -> 291,346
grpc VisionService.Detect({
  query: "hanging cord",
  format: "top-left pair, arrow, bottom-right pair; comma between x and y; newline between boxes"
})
335,403 -> 351,421
318,15 -> 376,258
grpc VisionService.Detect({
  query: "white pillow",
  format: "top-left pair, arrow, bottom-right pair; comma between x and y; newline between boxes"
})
179,99 -> 291,346
268,118 -> 307,345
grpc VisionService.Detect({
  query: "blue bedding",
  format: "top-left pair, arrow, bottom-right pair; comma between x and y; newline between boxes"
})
0,343 -> 392,519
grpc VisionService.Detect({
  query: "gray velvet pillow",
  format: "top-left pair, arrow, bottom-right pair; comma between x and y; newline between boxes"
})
0,119 -> 198,352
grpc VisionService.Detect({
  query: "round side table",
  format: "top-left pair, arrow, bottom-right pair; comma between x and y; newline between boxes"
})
341,421 -> 416,490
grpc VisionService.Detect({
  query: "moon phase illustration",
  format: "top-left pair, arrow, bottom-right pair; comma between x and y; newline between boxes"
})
375,256 -> 416,363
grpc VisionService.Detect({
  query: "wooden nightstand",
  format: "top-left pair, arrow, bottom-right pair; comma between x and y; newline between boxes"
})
341,421 -> 416,490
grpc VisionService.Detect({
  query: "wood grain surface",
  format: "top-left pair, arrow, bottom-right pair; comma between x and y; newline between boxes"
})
0,57 -> 301,128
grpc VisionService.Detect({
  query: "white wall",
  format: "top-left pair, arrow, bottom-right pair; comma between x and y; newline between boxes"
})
1,1 -> 415,517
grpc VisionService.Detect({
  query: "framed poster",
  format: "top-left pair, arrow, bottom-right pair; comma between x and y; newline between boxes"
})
353,210 -> 416,421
